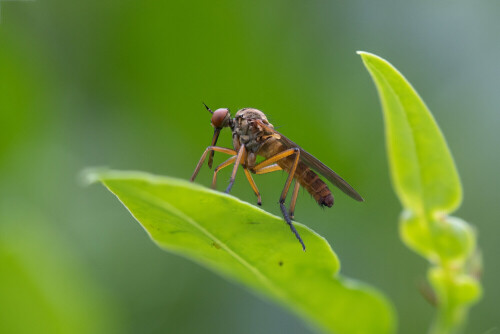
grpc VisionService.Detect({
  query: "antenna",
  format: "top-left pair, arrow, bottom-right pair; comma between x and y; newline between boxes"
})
202,102 -> 213,114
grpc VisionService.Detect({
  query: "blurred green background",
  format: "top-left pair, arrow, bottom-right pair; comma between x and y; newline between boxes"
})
1,1 -> 498,333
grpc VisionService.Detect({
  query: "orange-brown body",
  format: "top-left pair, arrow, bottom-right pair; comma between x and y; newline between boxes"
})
257,139 -> 334,207
193,105 -> 363,250
230,108 -> 334,208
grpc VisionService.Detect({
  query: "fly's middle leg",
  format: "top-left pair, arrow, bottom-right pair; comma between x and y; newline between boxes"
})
191,146 -> 236,182
212,156 -> 237,189
243,168 -> 262,205
225,145 -> 246,194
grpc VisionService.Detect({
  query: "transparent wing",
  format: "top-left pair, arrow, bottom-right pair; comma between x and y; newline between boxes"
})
256,120 -> 364,201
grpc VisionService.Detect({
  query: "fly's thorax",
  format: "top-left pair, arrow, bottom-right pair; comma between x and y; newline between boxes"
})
234,108 -> 269,121
232,108 -> 274,153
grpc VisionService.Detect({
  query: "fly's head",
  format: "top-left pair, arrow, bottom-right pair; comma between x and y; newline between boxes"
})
203,103 -> 233,168
203,103 -> 231,141
209,107 -> 232,130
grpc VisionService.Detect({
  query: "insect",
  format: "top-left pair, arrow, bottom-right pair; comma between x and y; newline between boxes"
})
191,104 -> 364,250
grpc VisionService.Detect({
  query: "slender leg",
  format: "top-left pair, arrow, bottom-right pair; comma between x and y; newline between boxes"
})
277,149 -> 300,200
214,155 -> 262,206
244,168 -> 262,205
278,149 -> 305,251
289,179 -> 300,219
212,156 -> 237,189
225,145 -> 246,194
254,164 -> 282,175
247,163 -> 282,204
191,146 -> 236,182
253,148 -> 305,251
252,148 -> 297,170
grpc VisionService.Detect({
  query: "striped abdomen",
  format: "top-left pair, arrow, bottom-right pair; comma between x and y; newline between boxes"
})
279,157 -> 334,207
258,140 -> 334,207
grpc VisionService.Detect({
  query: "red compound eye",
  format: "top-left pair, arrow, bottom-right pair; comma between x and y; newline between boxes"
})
211,108 -> 229,128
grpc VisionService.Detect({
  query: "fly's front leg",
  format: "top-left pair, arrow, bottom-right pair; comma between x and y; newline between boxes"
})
191,146 -> 236,182
252,148 -> 305,251
225,145 -> 246,194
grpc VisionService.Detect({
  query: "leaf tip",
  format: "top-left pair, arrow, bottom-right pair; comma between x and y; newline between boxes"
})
79,167 -> 110,186
356,50 -> 376,59
357,51 -> 390,65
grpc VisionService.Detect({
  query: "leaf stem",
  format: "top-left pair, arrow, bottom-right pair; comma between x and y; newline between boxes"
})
429,270 -> 467,334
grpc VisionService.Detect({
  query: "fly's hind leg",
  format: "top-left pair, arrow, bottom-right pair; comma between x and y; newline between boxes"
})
289,179 -> 300,220
252,148 -> 305,251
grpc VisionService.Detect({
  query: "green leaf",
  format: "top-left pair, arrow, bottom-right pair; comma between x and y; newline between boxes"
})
87,169 -> 395,334
399,211 -> 476,266
358,51 -> 462,217
359,51 -> 481,334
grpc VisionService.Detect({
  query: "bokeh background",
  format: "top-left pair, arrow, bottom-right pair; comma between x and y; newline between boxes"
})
1,1 -> 498,333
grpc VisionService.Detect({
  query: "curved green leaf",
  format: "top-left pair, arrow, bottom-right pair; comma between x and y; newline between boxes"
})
359,51 -> 481,334
87,169 -> 395,334
358,51 -> 462,217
